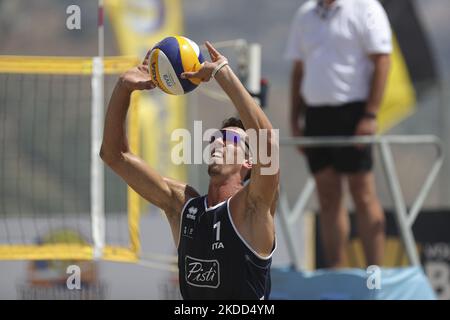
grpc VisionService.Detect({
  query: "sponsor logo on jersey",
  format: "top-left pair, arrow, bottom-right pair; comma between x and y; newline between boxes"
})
185,256 -> 220,288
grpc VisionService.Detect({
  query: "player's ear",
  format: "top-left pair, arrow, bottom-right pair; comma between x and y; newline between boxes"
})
243,158 -> 252,170
241,161 -> 252,185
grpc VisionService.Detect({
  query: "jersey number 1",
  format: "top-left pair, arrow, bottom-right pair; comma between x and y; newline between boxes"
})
213,221 -> 221,241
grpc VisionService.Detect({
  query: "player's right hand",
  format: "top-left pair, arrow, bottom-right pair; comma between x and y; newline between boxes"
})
119,65 -> 156,92
291,121 -> 305,155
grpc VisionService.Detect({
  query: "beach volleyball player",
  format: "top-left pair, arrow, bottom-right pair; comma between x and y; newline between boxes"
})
100,41 -> 279,299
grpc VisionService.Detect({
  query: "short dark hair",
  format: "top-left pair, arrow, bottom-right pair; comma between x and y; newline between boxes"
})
221,117 -> 251,183
221,117 -> 245,130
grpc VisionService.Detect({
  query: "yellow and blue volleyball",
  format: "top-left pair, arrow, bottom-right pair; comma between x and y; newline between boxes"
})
149,36 -> 204,95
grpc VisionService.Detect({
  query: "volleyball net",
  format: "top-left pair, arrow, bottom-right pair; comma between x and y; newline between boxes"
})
0,55 -> 143,262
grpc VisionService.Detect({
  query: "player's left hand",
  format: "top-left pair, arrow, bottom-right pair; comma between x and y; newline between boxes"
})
355,117 -> 377,136
181,41 -> 228,82
355,117 -> 377,149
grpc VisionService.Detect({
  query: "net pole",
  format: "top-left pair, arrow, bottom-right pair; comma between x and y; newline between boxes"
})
90,0 -> 105,260
247,43 -> 261,105
98,0 -> 105,58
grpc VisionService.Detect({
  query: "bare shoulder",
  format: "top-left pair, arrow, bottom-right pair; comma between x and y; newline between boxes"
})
163,177 -> 200,219
162,178 -> 200,246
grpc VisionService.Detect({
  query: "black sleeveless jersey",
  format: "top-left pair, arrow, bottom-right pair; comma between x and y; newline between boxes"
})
177,195 -> 275,300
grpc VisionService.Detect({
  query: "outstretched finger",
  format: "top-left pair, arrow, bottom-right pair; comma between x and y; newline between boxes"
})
205,41 -> 221,60
144,80 -> 156,90
181,71 -> 210,82
180,71 -> 198,79
138,64 -> 149,73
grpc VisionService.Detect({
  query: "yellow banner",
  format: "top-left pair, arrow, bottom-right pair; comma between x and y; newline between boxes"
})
105,0 -> 187,216
378,36 -> 416,133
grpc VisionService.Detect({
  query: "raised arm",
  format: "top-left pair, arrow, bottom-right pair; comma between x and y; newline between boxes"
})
100,62 -> 199,244
182,42 -> 278,256
182,42 -> 279,209
214,57 -> 279,212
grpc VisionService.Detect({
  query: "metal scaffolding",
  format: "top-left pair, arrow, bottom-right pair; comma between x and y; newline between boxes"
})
277,135 -> 444,270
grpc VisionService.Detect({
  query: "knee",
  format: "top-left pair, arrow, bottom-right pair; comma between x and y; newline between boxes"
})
354,194 -> 386,231
350,185 -> 379,209
353,192 -> 373,209
314,170 -> 343,215
362,214 -> 386,238
318,194 -> 344,218
370,212 -> 386,232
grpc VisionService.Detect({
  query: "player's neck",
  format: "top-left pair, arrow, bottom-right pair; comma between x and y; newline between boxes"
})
207,174 -> 243,207
322,0 -> 335,8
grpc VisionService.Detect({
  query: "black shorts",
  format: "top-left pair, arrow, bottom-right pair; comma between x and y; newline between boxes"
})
303,101 -> 373,174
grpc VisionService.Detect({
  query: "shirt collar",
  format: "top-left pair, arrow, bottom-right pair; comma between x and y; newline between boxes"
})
316,0 -> 342,19
317,0 -> 342,7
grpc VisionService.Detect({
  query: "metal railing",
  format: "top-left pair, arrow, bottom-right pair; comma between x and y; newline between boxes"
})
278,135 -> 444,270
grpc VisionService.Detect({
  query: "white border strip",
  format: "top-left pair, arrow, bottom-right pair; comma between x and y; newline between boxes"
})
204,197 -> 226,212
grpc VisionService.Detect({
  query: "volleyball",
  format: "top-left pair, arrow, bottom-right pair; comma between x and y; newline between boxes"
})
149,36 -> 205,95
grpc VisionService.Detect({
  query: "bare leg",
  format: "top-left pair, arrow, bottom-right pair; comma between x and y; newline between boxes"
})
314,167 -> 349,268
348,171 -> 385,266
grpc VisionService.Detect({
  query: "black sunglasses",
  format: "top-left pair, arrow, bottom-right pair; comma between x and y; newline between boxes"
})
210,129 -> 250,151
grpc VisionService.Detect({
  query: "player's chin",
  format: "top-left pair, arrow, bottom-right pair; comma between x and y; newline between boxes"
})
207,163 -> 223,176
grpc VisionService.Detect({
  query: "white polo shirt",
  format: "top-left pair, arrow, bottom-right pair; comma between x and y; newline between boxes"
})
285,0 -> 392,106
